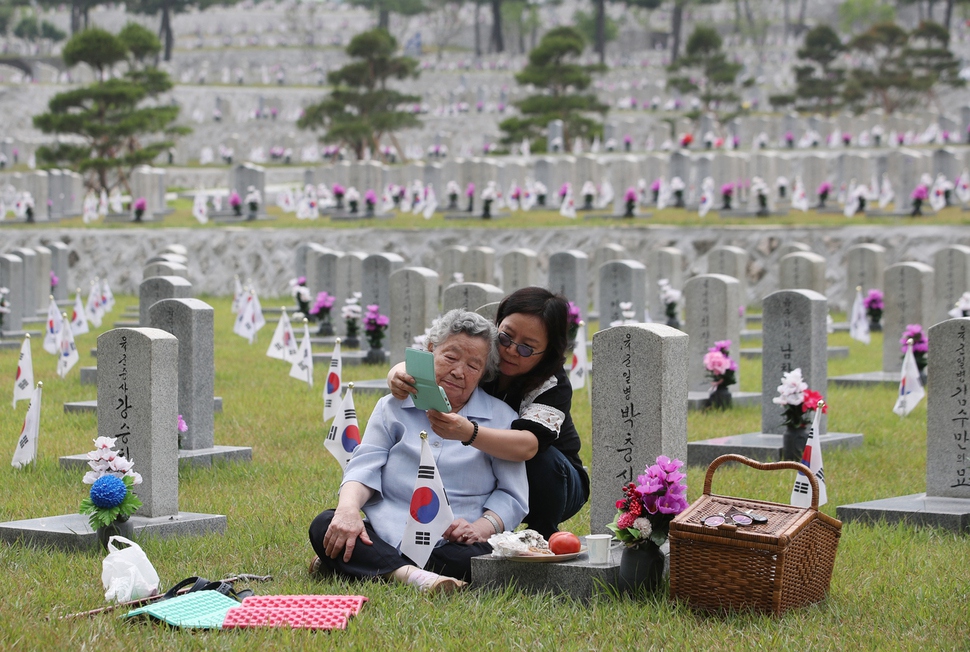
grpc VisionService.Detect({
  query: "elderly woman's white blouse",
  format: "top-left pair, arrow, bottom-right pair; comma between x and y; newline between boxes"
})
341,387 -> 528,550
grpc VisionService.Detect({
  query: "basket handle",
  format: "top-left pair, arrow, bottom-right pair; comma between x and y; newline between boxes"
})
702,454 -> 819,511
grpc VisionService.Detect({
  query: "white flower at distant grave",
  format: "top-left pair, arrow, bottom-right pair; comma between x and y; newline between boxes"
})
453,272 -> 464,284
772,368 -> 808,406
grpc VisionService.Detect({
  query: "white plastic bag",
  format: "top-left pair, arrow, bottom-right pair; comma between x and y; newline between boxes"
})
101,536 -> 160,603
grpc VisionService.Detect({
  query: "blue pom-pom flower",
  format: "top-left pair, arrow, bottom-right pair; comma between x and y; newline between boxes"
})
89,475 -> 128,508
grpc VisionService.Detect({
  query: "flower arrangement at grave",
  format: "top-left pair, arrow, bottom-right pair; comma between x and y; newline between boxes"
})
363,304 -> 389,351
679,133 -> 693,148
752,177 -> 769,216
289,277 -> 311,316
719,183 -> 734,210
842,132 -> 852,147
607,455 -> 688,549
649,178 -> 661,205
623,187 -> 637,217
22,192 -> 34,222
465,182 -> 475,212
581,181 -> 596,210
480,183 -> 497,218
0,286 -> 10,331
949,292 -> 970,318
623,134 -> 632,151
609,302 -> 638,327
177,413 -> 188,448
244,186 -> 261,219
50,271 -> 58,294
79,437 -> 143,531
785,131 -> 794,148
364,189 -> 377,216
446,180 -> 460,209
816,181 -> 832,209
658,279 -> 682,327
900,324 -> 928,373
229,190 -> 242,216
670,176 -> 686,208
703,340 -> 737,406
332,183 -> 345,209
773,368 -> 827,460
910,184 -> 928,217
863,289 -> 884,329
566,301 -> 582,342
342,293 -> 362,347
345,187 -> 360,213
133,197 -> 147,222
535,180 -> 547,206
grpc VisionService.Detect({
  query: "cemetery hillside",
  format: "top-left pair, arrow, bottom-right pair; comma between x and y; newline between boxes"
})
0,0 -> 969,648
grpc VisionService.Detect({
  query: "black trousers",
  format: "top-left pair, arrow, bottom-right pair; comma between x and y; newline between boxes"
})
308,509 -> 492,582
524,446 -> 589,539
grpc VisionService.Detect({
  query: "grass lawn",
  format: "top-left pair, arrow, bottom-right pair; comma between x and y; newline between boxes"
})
0,294 -> 967,650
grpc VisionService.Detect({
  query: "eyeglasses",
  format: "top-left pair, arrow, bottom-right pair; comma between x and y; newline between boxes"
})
498,331 -> 544,358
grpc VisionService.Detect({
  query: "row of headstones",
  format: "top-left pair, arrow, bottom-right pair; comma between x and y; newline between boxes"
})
0,242 -> 71,331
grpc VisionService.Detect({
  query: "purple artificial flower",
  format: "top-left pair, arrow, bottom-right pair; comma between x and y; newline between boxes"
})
650,179 -> 661,192
332,183 -> 345,197
177,414 -> 188,433
559,183 -> 570,197
863,289 -> 884,311
721,183 -> 734,196
297,276 -> 307,285
567,301 -> 582,325
911,185 -> 928,201
624,187 -> 637,202
900,324 -> 928,353
229,191 -> 241,207
466,182 -> 475,197
50,271 -> 59,288
817,182 -> 832,195
133,197 -> 147,211
364,189 -> 377,205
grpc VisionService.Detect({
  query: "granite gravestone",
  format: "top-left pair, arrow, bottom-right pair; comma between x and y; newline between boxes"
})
475,301 -> 499,325
442,282 -> 504,313
304,243 -> 334,296
707,246 -> 748,305
844,243 -> 886,312
139,276 -> 193,326
933,245 -> 970,324
592,243 -> 626,314
33,246 -> 52,311
683,274 -> 741,392
501,249 -> 539,293
837,318 -> 970,531
651,247 -> 683,316
362,253 -> 405,317
548,250 -> 589,314
148,298 -> 250,465
47,241 -> 70,302
388,267 -> 440,366
10,248 -> 37,319
143,261 -> 189,281
0,254 -> 24,332
779,252 -> 828,296
777,242 -> 811,259
597,260 -> 647,328
590,324 -> 688,535
440,245 -> 468,284
882,262 -> 934,374
463,247 -> 496,285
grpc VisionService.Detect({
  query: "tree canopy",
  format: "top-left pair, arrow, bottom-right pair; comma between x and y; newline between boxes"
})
792,24 -> 846,115
667,25 -> 744,112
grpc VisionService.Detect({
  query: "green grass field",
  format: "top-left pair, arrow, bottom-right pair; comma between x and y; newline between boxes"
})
0,295 -> 967,650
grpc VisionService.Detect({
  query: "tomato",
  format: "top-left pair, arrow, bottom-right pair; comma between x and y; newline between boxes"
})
548,531 -> 581,555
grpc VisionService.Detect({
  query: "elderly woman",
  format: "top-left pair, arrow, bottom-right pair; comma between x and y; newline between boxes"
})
308,309 -> 528,594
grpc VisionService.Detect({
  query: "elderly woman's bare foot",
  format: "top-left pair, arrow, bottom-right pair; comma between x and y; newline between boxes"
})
390,565 -> 468,594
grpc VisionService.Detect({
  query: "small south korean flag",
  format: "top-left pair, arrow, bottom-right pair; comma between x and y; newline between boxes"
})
400,432 -> 454,569
12,335 -> 33,408
233,290 -> 257,344
56,313 -> 79,378
251,287 -> 266,333
11,382 -> 42,469
848,286 -> 869,345
86,280 -> 103,327
43,296 -> 62,355
569,322 -> 587,390
231,275 -> 244,314
289,319 -> 313,387
323,338 -> 343,423
893,339 -> 925,417
266,309 -> 298,362
791,400 -> 828,508
101,279 -> 115,312
324,383 -> 360,469
70,289 -> 89,336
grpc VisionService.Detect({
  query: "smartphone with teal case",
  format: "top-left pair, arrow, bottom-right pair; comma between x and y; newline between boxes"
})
405,348 -> 452,413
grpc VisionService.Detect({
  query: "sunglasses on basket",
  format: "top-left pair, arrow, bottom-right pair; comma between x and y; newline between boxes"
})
498,331 -> 544,358
702,507 -> 767,528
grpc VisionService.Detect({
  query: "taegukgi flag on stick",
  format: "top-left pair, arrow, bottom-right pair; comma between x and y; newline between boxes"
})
231,275 -> 243,314
848,286 -> 870,345
266,308 -> 298,362
56,313 -> 79,378
323,338 -> 343,422
569,322 -> 588,390
70,288 -> 89,336
324,383 -> 360,469
11,382 -> 42,469
790,399 -> 828,508
233,289 -> 257,343
101,278 -> 115,312
43,296 -> 62,355
251,287 -> 266,333
400,431 -> 455,570
289,318 -> 313,387
12,335 -> 33,407
893,339 -> 925,417
85,280 -> 103,327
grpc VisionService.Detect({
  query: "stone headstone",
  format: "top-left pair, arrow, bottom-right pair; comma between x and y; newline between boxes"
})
651,247 -> 683,314
501,249 -> 539,293
707,245 -> 748,306
927,318 -> 970,498
97,328 -> 179,517
590,324 -> 688,534
336,250 -> 367,305
388,267 -> 440,366
463,246 -> 495,285
139,276 -> 193,326
761,290 -> 829,434
597,260 -> 647,328
548,250 -> 589,313
33,246 -> 52,311
442,282 -> 504,313
683,274 -> 742,391
933,245 -> 970,324
25,171 -> 49,221
47,242 -> 70,302
362,252 -> 405,317
10,248 -> 37,318
779,252 -> 827,296
476,301 -> 500,325
0,254 -> 24,332
777,242 -> 811,259
307,247 -> 340,300
845,243 -> 886,312
592,243 -> 627,313
439,245 -> 468,285
143,261 -> 189,281
882,262 -> 934,373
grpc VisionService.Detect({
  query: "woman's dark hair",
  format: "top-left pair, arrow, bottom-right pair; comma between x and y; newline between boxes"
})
495,286 -> 569,394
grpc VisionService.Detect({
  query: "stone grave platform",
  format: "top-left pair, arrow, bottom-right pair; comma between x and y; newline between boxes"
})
582,213 -> 652,220
65,397 -> 223,413
686,431 -> 864,468
113,319 -> 141,328
829,370 -> 900,388
0,339 -> 21,350
59,444 -> 251,470
740,329 -> 762,342
104,213 -> 164,223
716,209 -> 790,217
443,212 -> 509,220
0,512 -> 226,552
836,494 -> 970,532
312,350 -> 369,366
330,212 -> 392,221
211,213 -> 276,223
342,379 -> 391,395
686,390 -> 760,411
471,537 -> 668,602
741,346 -> 849,360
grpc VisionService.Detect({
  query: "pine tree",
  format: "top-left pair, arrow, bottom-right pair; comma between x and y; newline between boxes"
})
297,29 -> 421,160
666,26 -> 743,112
792,24 -> 845,115
32,24 -> 189,193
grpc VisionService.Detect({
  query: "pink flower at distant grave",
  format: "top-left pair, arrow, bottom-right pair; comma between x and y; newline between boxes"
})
817,182 -> 832,196
900,324 -> 928,353
624,135 -> 632,144
650,179 -> 661,192
332,183 -> 345,197
177,414 -> 188,433
785,131 -> 794,142
863,289 -> 883,311
911,185 -> 928,201
703,349 -> 732,375
364,189 -> 377,205
842,132 -> 852,145
229,191 -> 241,207
133,197 -> 147,211
466,182 -> 475,197
721,183 -> 733,196
50,271 -> 58,288
559,183 -> 570,197
624,187 -> 637,202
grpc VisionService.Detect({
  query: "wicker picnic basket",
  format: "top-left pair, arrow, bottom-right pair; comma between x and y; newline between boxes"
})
668,454 -> 841,616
